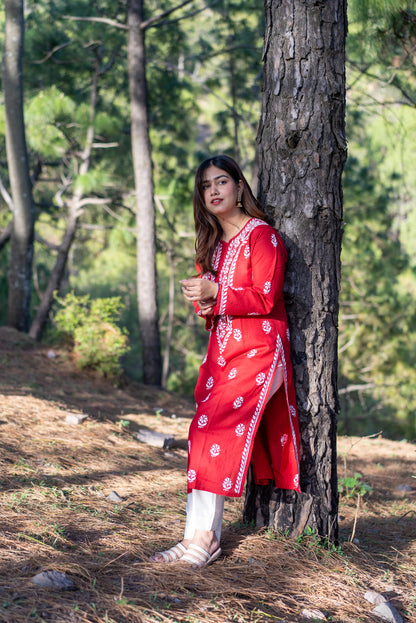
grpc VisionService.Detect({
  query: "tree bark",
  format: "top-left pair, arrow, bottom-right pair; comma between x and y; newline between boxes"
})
2,0 -> 35,332
127,0 -> 162,386
244,0 -> 347,541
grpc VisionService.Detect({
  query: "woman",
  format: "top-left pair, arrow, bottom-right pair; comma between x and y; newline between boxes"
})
151,155 -> 300,569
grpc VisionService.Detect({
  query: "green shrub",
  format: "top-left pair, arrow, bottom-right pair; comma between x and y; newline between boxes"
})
338,472 -> 373,499
54,293 -> 129,378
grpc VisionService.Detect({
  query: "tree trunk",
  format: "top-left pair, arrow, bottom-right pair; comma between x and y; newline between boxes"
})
244,0 -> 347,541
161,248 -> 176,388
2,0 -> 35,332
28,212 -> 78,340
127,0 -> 162,386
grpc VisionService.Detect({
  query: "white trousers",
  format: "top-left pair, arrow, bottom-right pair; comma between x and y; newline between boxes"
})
184,363 -> 284,542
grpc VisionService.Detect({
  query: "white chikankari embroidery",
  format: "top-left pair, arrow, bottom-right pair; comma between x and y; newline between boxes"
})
188,469 -> 196,483
233,396 -> 244,409
233,328 -> 242,341
244,245 -> 250,258
271,233 -> 278,247
262,320 -> 272,334
206,376 -> 214,390
201,393 -> 211,403
222,477 -> 233,491
228,368 -> 237,380
235,423 -> 245,437
247,349 -> 257,358
198,414 -> 208,428
188,440 -> 191,453
286,328 -> 291,341
294,473 -> 299,489
215,219 -> 267,355
256,373 -> 266,385
217,356 -> 226,367
216,316 -> 233,355
263,281 -> 271,294
281,433 -> 288,446
289,405 -> 297,418
210,444 -> 220,457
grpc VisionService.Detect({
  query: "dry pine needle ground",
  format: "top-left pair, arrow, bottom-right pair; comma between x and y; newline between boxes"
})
0,327 -> 415,623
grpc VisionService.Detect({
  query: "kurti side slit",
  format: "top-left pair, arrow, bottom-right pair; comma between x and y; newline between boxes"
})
187,218 -> 300,498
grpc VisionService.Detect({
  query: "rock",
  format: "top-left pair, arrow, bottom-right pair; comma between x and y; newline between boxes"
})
364,591 -> 387,605
301,609 -> 326,621
31,570 -> 75,591
372,603 -> 403,623
136,428 -> 174,449
396,484 -> 413,492
65,413 -> 88,425
108,491 -> 123,503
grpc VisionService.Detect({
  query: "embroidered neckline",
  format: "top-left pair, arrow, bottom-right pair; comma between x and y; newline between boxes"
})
221,217 -> 254,245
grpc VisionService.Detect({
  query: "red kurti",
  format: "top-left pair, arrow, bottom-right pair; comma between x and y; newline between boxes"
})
187,218 -> 300,497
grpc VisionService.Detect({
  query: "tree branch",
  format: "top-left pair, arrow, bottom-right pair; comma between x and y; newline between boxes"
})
31,41 -> 72,64
338,384 -> 377,395
141,0 -> 195,30
63,15 -> 128,30
0,220 -> 13,251
0,176 -> 14,211
145,0 -> 220,30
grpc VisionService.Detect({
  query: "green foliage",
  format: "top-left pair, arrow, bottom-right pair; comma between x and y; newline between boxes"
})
295,526 -> 344,556
54,293 -> 129,378
25,87 -> 76,158
338,473 -> 373,499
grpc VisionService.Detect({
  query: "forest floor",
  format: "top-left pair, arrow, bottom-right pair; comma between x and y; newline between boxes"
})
0,326 -> 415,623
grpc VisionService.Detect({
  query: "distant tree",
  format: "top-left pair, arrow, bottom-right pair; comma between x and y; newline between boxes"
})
127,0 -> 162,385
244,0 -> 347,540
2,0 -> 35,331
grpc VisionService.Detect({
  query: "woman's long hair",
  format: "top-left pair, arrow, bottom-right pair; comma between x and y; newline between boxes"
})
193,155 -> 267,275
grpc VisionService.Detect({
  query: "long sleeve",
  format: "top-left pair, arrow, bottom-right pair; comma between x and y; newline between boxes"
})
213,226 -> 287,317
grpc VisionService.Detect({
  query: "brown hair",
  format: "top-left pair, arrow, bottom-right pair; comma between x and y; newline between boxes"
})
193,155 -> 267,275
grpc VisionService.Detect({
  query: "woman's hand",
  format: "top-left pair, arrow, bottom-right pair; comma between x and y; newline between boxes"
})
198,300 -> 215,316
180,278 -> 219,305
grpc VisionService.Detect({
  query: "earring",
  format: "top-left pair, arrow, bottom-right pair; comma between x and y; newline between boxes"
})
236,190 -> 243,208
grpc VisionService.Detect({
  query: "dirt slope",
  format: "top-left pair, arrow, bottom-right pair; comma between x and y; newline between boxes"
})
0,327 -> 414,623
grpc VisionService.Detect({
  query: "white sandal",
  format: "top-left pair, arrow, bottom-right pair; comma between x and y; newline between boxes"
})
150,542 -> 187,563
181,543 -> 221,569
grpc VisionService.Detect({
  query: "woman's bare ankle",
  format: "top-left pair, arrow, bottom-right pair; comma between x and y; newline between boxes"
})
190,530 -> 219,555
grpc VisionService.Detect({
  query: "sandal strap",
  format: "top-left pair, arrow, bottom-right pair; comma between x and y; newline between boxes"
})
181,543 -> 210,566
156,541 -> 187,562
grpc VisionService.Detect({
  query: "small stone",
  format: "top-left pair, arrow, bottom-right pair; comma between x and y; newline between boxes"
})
372,603 -> 403,623
301,609 -> 326,621
31,570 -> 75,591
352,538 -> 360,545
65,413 -> 88,425
108,491 -> 123,503
46,350 -> 56,359
364,591 -> 387,605
136,428 -> 174,449
396,484 -> 413,492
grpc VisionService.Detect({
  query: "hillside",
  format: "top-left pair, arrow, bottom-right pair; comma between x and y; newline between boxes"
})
0,327 -> 414,623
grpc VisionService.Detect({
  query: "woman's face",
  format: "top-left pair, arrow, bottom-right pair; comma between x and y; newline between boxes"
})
201,165 -> 243,220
